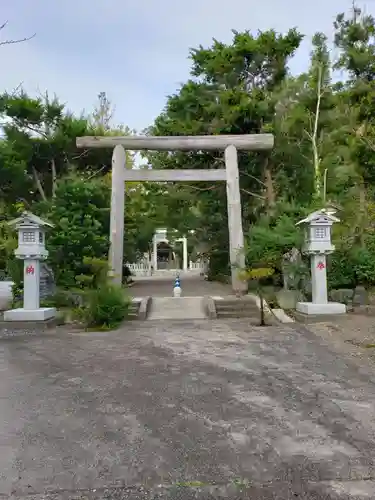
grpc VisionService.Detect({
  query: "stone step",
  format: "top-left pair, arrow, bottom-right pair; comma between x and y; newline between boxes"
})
214,297 -> 257,302
214,296 -> 260,320
147,296 -> 206,320
217,309 -> 260,318
216,302 -> 259,311
214,297 -> 277,324
128,299 -> 141,319
215,297 -> 259,310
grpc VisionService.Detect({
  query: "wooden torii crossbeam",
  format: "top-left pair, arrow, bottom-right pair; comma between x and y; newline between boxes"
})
76,134 -> 273,151
76,134 -> 274,292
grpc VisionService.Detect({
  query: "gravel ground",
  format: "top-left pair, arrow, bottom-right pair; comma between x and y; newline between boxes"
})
1,319 -> 375,499
305,313 -> 375,368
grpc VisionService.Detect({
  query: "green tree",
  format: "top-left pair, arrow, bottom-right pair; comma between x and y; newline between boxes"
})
0,140 -> 31,204
147,28 -> 303,276
330,5 -> 375,247
123,182 -> 161,263
333,6 -> 375,184
91,91 -> 114,131
0,90 -> 115,202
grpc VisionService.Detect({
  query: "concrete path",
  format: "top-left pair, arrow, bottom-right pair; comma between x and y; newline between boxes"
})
1,320 -> 375,499
131,275 -> 233,298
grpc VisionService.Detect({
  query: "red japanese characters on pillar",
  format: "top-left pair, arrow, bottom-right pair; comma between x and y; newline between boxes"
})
316,261 -> 325,270
26,265 -> 35,275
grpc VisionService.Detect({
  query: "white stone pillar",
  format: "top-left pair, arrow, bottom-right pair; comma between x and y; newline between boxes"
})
182,237 -> 188,271
224,145 -> 247,293
23,259 -> 40,310
153,236 -> 158,271
311,254 -> 328,304
109,145 -> 126,285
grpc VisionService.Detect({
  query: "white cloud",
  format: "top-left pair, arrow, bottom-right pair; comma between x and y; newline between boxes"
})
1,0 -> 374,131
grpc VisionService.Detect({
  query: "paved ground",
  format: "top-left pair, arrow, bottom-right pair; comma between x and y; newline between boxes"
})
1,320 -> 375,499
306,315 -> 375,364
131,275 -> 233,297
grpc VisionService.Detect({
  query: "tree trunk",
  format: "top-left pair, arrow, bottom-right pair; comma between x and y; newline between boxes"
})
32,166 -> 47,201
311,64 -> 323,199
358,179 -> 367,246
263,156 -> 276,213
51,158 -> 57,198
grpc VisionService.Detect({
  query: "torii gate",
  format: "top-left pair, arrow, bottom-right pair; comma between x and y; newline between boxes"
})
76,134 -> 274,293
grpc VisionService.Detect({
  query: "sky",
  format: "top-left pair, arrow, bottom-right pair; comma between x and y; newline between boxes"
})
1,0 -> 375,133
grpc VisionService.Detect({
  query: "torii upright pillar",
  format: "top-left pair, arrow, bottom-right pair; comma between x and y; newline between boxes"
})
108,145 -> 125,285
225,145 -> 246,293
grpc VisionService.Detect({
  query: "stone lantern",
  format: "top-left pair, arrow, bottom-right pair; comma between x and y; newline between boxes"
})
295,209 -> 346,315
4,211 -> 56,322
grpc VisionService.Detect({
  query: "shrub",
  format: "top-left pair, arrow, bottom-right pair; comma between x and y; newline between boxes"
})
7,258 -> 23,306
353,245 -> 375,287
328,239 -> 375,289
328,248 -> 356,289
76,284 -> 131,330
39,176 -> 110,288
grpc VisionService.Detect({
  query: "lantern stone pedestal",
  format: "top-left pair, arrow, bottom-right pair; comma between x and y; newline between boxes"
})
4,307 -> 56,321
295,209 -> 346,316
3,212 -> 56,323
296,302 -> 346,315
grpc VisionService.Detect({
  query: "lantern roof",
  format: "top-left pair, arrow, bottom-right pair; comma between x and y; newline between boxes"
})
296,208 -> 340,226
8,211 -> 54,229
